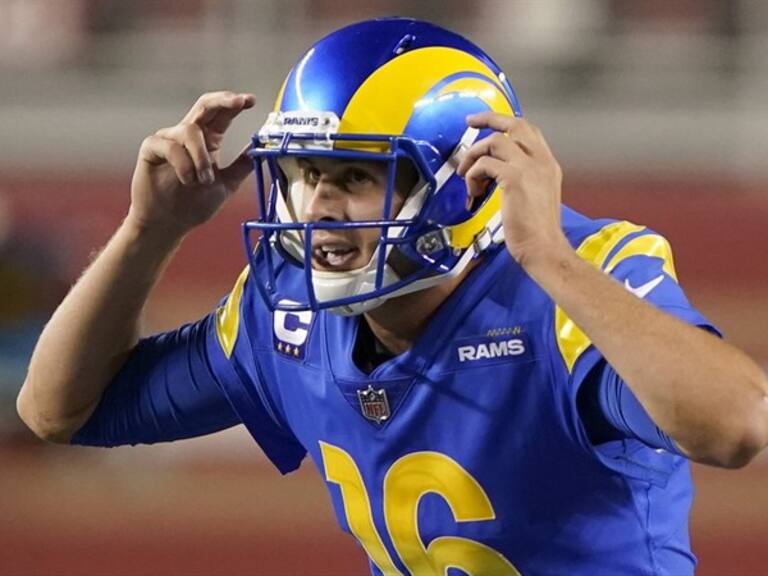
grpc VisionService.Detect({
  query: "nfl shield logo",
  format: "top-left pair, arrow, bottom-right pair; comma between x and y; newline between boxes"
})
357,385 -> 390,424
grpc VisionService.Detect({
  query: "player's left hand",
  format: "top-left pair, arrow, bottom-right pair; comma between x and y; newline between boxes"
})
456,113 -> 571,269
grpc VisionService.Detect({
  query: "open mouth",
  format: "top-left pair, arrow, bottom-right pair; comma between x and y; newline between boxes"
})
312,244 -> 360,270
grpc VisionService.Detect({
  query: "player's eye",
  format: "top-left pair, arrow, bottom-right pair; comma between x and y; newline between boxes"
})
345,168 -> 373,186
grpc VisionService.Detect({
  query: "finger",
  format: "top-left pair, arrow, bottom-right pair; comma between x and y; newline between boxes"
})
456,132 -> 518,177
466,111 -> 518,133
139,135 -> 196,185
525,121 -> 555,157
220,144 -> 254,192
157,123 -> 215,184
463,156 -> 509,199
182,91 -> 256,132
205,93 -> 255,136
467,113 -> 550,157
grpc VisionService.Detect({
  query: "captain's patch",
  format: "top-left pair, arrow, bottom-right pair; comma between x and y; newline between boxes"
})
273,300 -> 314,360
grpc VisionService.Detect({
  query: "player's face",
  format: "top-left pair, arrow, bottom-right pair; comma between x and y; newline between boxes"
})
297,157 -> 416,272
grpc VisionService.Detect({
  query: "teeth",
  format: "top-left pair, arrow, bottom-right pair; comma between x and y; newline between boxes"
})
315,245 -> 354,267
326,251 -> 347,266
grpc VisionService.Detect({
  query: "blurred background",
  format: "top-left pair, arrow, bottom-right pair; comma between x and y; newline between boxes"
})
2,0 -> 767,574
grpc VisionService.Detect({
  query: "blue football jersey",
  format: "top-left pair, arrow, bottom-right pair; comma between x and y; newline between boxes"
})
74,206 -> 716,575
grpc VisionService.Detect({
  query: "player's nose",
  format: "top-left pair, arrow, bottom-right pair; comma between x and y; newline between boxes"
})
302,178 -> 345,222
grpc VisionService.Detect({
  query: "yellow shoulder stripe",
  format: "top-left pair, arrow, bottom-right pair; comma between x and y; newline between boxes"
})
215,266 -> 250,359
574,221 -> 644,270
554,221 -> 643,373
604,234 -> 678,281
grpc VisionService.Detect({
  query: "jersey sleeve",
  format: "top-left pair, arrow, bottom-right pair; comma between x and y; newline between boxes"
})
72,266 -> 308,475
70,314 -> 240,447
577,360 -> 681,454
552,222 -> 720,485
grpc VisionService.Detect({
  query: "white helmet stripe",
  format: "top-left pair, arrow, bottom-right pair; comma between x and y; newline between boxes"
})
396,127 -> 479,223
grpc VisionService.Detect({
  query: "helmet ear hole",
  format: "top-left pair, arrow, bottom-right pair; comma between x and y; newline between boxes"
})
466,181 -> 493,212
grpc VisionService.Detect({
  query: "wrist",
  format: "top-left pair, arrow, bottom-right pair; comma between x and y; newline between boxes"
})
123,209 -> 188,251
516,236 -> 585,291
119,212 -> 187,269
515,235 -> 575,274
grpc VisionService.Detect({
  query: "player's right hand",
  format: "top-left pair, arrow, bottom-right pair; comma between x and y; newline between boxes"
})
127,91 -> 256,237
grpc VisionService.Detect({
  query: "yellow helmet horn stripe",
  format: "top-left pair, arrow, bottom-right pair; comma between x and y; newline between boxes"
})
340,47 -> 511,137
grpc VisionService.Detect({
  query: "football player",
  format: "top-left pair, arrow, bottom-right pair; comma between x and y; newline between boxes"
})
18,18 -> 768,575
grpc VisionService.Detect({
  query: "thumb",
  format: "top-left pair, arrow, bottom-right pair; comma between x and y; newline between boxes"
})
220,145 -> 254,193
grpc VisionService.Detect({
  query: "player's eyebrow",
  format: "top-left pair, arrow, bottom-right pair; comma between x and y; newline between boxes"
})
296,157 -> 384,176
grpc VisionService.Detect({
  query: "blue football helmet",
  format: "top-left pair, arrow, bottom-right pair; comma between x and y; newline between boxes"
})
245,17 -> 521,315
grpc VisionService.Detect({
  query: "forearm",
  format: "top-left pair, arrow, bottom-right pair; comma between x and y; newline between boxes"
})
17,215 -> 183,442
526,241 -> 768,467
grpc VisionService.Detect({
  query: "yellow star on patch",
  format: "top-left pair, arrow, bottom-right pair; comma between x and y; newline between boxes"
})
293,347 -> 300,357
285,344 -> 292,355
277,342 -> 283,352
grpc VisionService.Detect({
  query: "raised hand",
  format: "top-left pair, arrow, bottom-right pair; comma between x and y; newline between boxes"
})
128,91 -> 256,237
456,113 -> 569,268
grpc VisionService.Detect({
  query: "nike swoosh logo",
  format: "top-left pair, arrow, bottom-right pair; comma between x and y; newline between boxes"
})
624,274 -> 664,299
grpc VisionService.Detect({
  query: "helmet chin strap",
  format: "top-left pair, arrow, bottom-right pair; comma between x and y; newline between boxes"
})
324,225 -> 495,316
313,259 -> 400,316
321,207 -> 505,316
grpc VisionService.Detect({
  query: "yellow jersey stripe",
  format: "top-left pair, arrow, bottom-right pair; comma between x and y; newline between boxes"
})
215,266 -> 250,359
555,221 -> 644,373
604,234 -> 678,281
